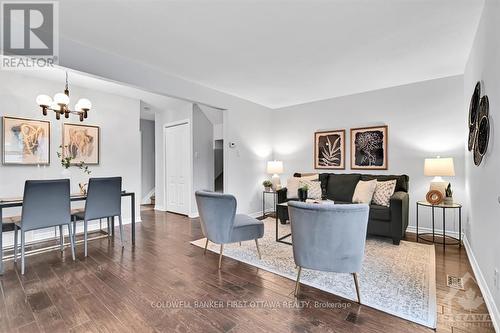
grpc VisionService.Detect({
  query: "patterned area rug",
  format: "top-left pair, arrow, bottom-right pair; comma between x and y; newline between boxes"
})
191,218 -> 436,328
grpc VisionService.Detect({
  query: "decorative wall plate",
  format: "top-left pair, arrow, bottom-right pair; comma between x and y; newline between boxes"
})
473,115 -> 490,166
468,82 -> 481,151
426,190 -> 443,205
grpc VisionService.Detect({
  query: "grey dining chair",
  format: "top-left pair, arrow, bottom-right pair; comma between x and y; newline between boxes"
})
13,179 -> 76,275
288,201 -> 369,303
72,177 -> 123,257
195,190 -> 264,269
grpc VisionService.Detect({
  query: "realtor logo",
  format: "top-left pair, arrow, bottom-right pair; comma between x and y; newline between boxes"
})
1,1 -> 58,69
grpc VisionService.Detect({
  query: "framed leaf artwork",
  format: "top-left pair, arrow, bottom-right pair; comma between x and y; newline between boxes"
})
62,123 -> 100,165
350,125 -> 388,170
314,129 -> 345,169
2,116 -> 50,165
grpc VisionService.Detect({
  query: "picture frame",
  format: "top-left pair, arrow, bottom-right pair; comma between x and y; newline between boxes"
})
350,125 -> 388,170
62,123 -> 100,165
314,129 -> 345,169
2,116 -> 50,165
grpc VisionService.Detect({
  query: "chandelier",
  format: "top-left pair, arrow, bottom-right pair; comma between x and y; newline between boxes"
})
36,72 -> 92,122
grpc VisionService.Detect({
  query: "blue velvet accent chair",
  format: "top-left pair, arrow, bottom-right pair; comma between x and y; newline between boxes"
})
195,190 -> 264,269
288,201 -> 369,302
14,179 -> 76,275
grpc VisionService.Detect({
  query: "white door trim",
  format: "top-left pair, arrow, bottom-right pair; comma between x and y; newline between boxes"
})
163,119 -> 193,216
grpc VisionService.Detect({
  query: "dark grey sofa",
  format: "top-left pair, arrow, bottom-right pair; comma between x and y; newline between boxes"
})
276,173 -> 409,245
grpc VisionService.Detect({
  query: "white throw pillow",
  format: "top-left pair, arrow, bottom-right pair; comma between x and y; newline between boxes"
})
352,180 -> 377,204
299,179 -> 322,199
372,180 -> 397,207
286,177 -> 300,199
300,174 -> 319,181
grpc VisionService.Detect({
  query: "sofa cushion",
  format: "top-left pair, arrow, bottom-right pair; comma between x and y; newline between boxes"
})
352,180 -> 377,204
369,204 -> 391,221
326,174 -> 361,202
360,174 -> 409,192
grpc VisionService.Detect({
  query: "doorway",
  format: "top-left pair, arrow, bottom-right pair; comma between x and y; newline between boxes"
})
164,121 -> 190,215
214,139 -> 224,192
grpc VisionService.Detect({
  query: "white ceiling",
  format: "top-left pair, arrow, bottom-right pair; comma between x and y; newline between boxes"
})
59,0 -> 484,109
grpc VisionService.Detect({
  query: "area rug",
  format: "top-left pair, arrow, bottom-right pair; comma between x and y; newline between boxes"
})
191,218 -> 436,328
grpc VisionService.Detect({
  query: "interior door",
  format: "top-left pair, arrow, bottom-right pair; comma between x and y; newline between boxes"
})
165,123 -> 190,215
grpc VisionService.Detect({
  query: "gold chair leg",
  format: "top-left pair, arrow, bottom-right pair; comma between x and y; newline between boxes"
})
204,239 -> 209,255
352,273 -> 361,304
255,239 -> 262,259
294,266 -> 302,297
218,244 -> 224,269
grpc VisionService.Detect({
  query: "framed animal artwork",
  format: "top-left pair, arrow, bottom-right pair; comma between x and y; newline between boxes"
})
314,129 -> 345,169
350,125 -> 388,170
62,123 -> 100,165
2,116 -> 50,165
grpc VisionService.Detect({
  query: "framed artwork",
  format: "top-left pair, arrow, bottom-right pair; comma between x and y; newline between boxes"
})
2,116 -> 50,165
62,123 -> 100,165
314,129 -> 345,169
350,125 -> 388,170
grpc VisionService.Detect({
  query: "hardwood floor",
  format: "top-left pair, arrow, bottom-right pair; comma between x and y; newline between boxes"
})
0,206 -> 494,332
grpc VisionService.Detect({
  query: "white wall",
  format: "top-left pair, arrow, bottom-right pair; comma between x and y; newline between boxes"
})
0,71 -> 141,245
464,0 -> 500,329
192,104 -> 215,214
272,75 -> 466,233
61,42 -> 273,216
140,118 -> 155,203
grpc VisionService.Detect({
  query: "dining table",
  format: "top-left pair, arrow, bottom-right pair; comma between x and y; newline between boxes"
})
0,191 -> 135,274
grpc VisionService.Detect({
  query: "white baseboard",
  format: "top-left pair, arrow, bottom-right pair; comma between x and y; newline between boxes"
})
154,205 -> 166,211
463,235 -> 500,332
141,188 -> 155,205
1,216 -> 141,248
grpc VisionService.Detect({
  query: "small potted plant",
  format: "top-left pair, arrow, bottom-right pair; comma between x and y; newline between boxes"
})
57,145 -> 91,194
298,184 -> 309,202
262,180 -> 273,192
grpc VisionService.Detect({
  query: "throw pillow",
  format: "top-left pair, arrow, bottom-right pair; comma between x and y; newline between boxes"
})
300,174 -> 319,181
352,180 -> 377,204
286,177 -> 300,199
299,179 -> 322,199
372,180 -> 397,207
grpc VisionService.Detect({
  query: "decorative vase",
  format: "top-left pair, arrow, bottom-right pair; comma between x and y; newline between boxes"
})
298,188 -> 308,202
61,168 -> 71,177
79,182 -> 88,195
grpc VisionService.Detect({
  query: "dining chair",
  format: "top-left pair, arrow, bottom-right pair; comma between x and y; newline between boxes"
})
72,177 -> 123,257
13,179 -> 75,275
195,190 -> 264,269
288,201 -> 369,303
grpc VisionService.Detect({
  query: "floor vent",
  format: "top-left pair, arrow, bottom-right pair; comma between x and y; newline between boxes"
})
447,275 -> 465,290
345,312 -> 358,323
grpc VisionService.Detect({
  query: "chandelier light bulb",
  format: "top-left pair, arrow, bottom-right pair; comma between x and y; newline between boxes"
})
49,101 -> 59,111
36,94 -> 52,107
77,98 -> 92,110
54,93 -> 69,106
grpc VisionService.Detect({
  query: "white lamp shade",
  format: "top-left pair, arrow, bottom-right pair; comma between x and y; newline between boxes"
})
36,94 -> 52,106
49,101 -> 59,110
77,98 -> 92,110
54,93 -> 69,106
267,160 -> 283,174
424,157 -> 455,177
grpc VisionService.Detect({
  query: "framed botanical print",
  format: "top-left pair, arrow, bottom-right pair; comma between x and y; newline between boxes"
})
350,125 -> 388,170
62,123 -> 100,165
314,129 -> 345,169
2,116 -> 50,165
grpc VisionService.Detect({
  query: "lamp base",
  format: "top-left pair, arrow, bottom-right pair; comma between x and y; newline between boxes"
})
271,174 -> 281,190
429,181 -> 448,196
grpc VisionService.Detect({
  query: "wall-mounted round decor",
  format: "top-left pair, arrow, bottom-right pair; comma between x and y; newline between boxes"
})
468,82 -> 481,151
473,95 -> 490,166
474,115 -> 490,166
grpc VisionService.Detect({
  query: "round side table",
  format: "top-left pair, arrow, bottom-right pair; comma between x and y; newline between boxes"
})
416,201 -> 462,250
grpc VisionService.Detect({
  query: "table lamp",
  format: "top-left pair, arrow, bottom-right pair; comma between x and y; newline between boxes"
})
424,157 -> 455,198
267,160 -> 283,190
